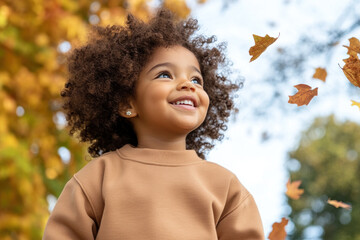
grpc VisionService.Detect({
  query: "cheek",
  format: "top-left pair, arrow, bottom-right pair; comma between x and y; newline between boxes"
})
201,91 -> 210,110
141,85 -> 170,110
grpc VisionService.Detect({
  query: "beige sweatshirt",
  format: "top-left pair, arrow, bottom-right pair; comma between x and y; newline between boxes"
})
43,144 -> 264,239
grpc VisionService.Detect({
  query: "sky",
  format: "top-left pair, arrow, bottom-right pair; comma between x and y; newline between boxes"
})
185,0 -> 360,237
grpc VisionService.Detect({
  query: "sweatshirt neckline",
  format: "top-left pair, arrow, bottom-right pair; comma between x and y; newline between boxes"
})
116,144 -> 203,166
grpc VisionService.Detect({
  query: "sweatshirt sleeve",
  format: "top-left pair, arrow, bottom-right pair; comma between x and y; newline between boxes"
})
216,176 -> 265,240
42,177 -> 98,239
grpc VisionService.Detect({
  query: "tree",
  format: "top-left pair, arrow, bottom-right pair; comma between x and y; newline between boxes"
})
0,0 -> 207,238
287,115 -> 360,240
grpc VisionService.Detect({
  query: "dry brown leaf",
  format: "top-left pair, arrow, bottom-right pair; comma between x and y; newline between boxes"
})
268,217 -> 288,240
341,37 -> 360,88
313,67 -> 327,82
351,100 -> 360,110
249,33 -> 279,62
327,199 -> 352,210
342,58 -> 360,88
288,84 -> 318,106
344,37 -> 360,58
286,179 -> 304,200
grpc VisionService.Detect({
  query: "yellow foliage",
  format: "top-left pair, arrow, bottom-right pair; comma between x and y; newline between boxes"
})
163,0 -> 191,19
35,33 -> 50,46
0,115 -> 8,133
60,15 -> 88,41
0,0 -> 199,238
2,95 -> 16,113
0,5 -> 10,27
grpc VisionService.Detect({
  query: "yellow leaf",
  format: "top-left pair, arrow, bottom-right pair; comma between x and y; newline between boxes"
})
249,33 -> 279,62
351,100 -> 360,110
312,67 -> 327,82
288,84 -> 318,106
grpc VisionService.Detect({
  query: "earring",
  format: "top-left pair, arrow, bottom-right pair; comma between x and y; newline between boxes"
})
126,110 -> 132,116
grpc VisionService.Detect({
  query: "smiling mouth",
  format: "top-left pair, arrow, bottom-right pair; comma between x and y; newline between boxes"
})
171,99 -> 195,107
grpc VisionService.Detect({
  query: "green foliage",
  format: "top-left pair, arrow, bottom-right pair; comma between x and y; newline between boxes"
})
287,115 -> 360,240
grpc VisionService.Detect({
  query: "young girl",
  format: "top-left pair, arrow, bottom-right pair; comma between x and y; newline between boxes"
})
43,8 -> 264,240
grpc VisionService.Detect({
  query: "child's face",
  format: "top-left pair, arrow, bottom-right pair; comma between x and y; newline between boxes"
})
129,45 -> 209,140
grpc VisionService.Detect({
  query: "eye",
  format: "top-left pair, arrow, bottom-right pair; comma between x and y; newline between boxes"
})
191,77 -> 203,85
156,72 -> 172,79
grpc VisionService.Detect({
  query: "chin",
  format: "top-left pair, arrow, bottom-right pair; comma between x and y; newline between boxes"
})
178,123 -> 201,132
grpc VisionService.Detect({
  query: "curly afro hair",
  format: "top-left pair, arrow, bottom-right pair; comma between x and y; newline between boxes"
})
61,8 -> 239,159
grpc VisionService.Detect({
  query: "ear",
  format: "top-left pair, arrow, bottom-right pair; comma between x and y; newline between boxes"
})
119,99 -> 138,118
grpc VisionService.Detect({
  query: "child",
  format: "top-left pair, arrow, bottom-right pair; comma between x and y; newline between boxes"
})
43,8 -> 264,240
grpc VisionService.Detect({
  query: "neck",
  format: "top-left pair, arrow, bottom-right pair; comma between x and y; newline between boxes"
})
136,134 -> 187,150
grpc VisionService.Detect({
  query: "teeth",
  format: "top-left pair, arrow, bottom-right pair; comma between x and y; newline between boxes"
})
174,100 -> 194,107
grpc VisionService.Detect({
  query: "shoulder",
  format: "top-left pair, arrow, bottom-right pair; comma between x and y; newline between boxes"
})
73,150 -> 121,199
201,161 -> 240,182
200,160 -> 249,195
75,150 -> 119,180
69,151 -> 120,220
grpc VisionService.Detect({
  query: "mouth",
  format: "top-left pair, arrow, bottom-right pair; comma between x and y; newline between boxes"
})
169,96 -> 198,107
172,99 -> 195,107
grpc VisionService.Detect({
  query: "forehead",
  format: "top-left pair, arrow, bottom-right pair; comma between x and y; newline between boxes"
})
144,45 -> 200,69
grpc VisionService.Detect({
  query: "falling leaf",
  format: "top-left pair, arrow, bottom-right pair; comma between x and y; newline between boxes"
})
313,67 -> 327,82
342,57 -> 360,88
344,37 -> 360,57
286,179 -> 304,200
249,33 -> 279,62
341,37 -> 360,88
327,199 -> 352,210
351,100 -> 360,110
288,84 -> 318,106
268,218 -> 288,240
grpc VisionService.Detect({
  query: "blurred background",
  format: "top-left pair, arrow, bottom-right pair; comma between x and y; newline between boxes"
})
0,0 -> 359,239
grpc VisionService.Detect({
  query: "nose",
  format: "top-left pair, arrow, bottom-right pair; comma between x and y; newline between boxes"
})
176,80 -> 196,92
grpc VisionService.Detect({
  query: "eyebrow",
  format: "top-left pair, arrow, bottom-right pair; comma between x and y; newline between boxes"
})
147,62 -> 202,75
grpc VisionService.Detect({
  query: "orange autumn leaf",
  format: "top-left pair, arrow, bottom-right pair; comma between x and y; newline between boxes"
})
288,84 -> 318,106
268,217 -> 288,240
344,37 -> 360,57
286,179 -> 304,200
327,198 -> 352,210
249,33 -> 279,62
341,37 -> 360,88
313,67 -> 327,82
351,100 -> 360,110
